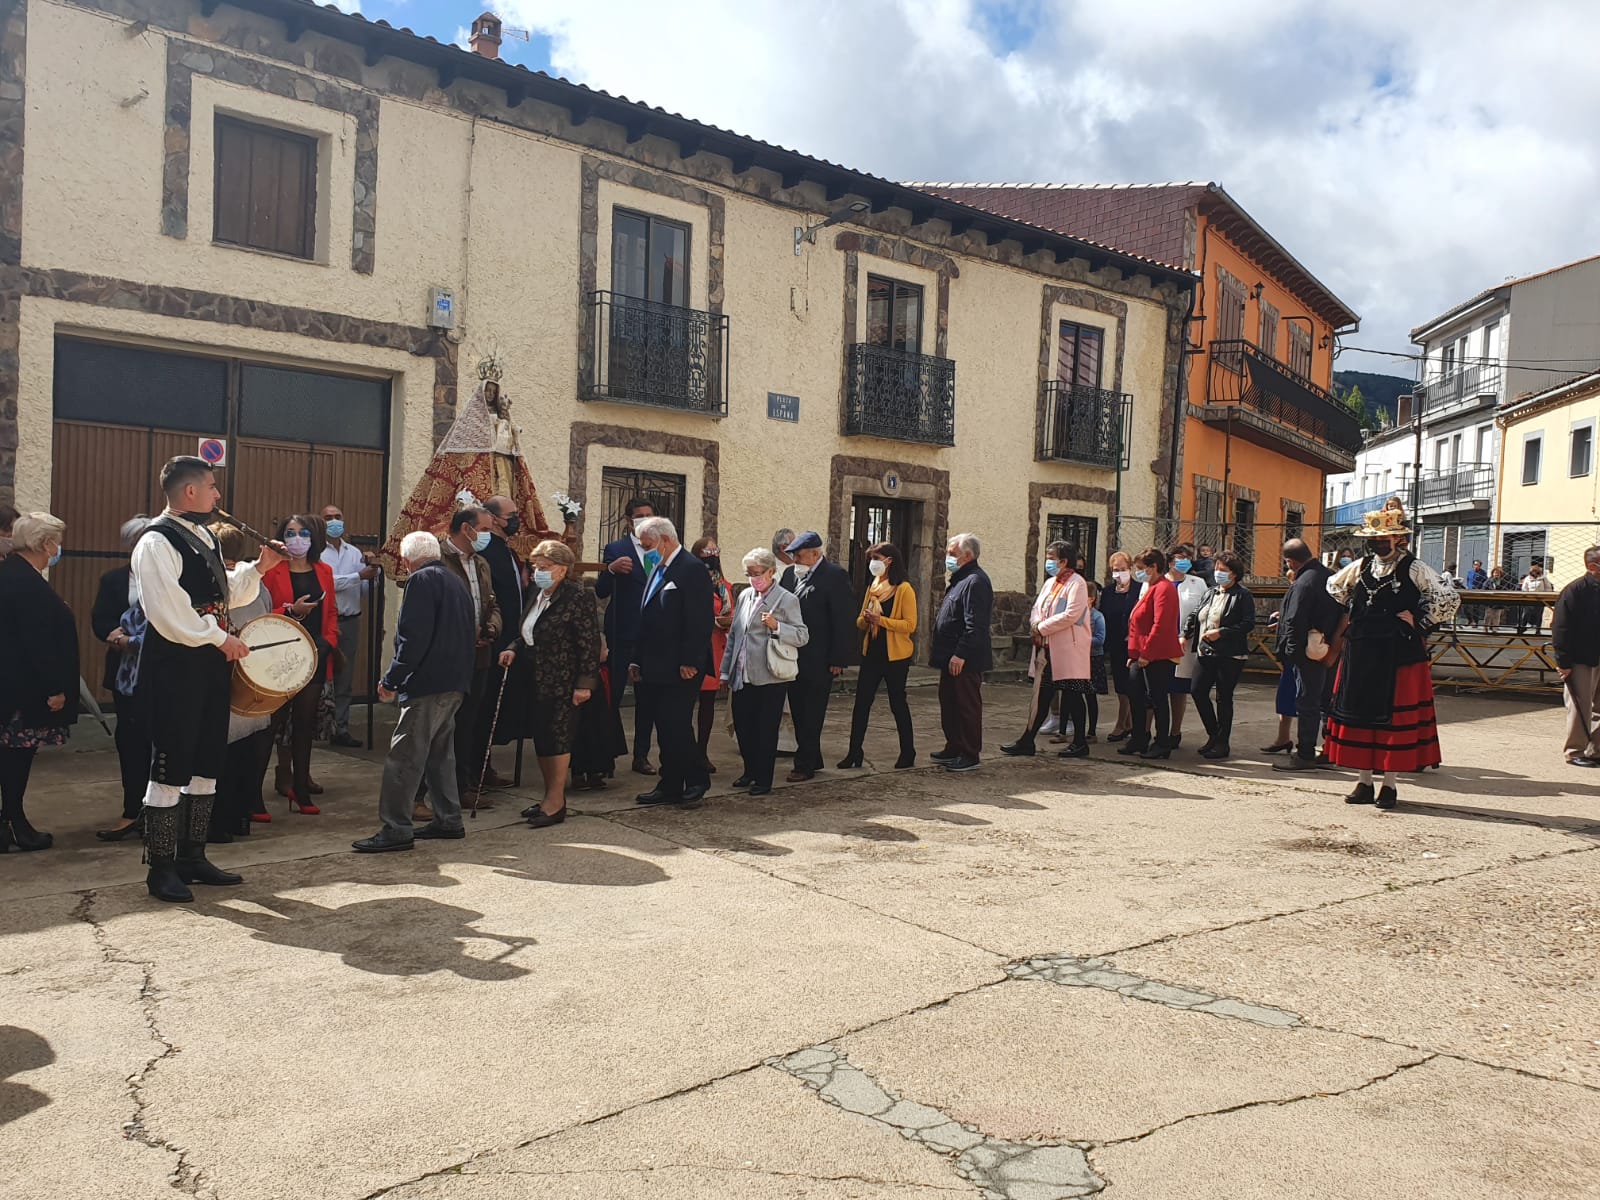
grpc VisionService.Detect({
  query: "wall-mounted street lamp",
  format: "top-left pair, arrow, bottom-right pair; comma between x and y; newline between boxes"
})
794,200 -> 870,255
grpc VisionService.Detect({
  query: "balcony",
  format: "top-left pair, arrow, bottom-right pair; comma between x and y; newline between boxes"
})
1037,381 -> 1131,469
1418,465 -> 1493,513
1325,496 -> 1377,527
1414,363 -> 1501,422
843,343 -> 956,445
1203,340 -> 1362,472
583,291 -> 729,416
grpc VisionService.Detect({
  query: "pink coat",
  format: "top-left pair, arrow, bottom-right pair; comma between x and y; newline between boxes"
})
1029,571 -> 1091,682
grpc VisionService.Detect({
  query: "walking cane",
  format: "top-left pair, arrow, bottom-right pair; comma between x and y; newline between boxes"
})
471,666 -> 511,819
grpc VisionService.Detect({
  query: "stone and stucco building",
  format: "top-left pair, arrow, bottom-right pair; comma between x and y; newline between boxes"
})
1,0 -> 1198,682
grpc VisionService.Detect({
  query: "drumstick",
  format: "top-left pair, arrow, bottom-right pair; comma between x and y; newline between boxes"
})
243,637 -> 304,651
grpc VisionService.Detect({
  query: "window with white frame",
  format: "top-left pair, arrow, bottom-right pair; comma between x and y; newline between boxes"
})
1475,424 -> 1492,465
1571,421 -> 1594,478
1522,433 -> 1543,486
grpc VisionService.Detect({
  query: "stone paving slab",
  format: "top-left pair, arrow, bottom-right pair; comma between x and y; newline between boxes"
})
6,816 -> 999,1200
1089,1055 -> 1600,1199
1119,848 -> 1600,1086
384,1067 -> 966,1199
838,981 -> 1424,1145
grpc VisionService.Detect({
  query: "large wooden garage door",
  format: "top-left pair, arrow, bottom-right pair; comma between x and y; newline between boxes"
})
50,338 -> 390,704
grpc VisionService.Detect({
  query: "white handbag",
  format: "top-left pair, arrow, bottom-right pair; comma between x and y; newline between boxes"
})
756,596 -> 799,681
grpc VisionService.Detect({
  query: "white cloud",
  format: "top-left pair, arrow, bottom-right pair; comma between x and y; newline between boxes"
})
500,0 -> 1600,361
326,0 -> 361,13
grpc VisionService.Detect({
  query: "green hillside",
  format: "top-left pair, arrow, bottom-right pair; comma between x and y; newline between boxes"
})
1332,370 -> 1412,429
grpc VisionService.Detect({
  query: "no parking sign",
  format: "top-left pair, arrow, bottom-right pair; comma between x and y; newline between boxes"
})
198,437 -> 227,468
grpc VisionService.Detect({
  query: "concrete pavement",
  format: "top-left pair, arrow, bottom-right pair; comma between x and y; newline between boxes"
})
1,681 -> 1596,1198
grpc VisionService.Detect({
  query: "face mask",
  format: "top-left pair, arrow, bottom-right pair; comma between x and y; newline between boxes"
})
285,532 -> 312,559
47,543 -> 63,568
1370,540 -> 1393,558
471,531 -> 491,554
749,574 -> 772,594
1214,569 -> 1232,586
643,548 -> 662,571
701,554 -> 721,575
533,569 -> 555,591
945,555 -> 960,574
792,563 -> 811,580
868,559 -> 888,579
1044,559 -> 1058,577
1134,569 -> 1148,584
324,519 -> 345,540
504,514 -> 521,537
633,518 -> 649,535
1173,558 -> 1192,574
1338,556 -> 1353,567
1112,569 -> 1130,585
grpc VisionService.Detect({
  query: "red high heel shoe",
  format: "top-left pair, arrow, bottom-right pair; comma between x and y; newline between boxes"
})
250,811 -> 272,823
287,791 -> 320,816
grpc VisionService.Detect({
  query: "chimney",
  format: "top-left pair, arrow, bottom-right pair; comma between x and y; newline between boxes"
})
469,12 -> 502,59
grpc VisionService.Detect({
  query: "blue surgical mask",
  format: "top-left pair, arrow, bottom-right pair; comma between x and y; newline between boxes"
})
1173,558 -> 1192,574
533,569 -> 555,591
471,531 -> 491,553
1214,569 -> 1232,586
1044,559 -> 1058,577
1134,568 -> 1148,583
47,543 -> 62,568
325,519 -> 345,540
1338,556 -> 1353,567
643,549 -> 662,571
945,555 -> 960,573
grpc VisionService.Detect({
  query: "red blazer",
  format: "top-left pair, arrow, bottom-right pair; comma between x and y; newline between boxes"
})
1127,576 -> 1182,662
262,561 -> 339,680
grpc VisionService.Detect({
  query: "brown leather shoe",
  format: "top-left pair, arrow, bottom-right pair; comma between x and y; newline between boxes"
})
632,758 -> 657,777
413,800 -> 434,821
482,766 -> 508,787
465,790 -> 496,811
785,770 -> 815,783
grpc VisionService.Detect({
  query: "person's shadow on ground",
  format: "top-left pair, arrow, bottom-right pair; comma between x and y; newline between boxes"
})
0,1026 -> 55,1126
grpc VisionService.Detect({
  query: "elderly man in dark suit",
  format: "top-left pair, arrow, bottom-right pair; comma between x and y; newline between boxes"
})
631,517 -> 714,809
931,532 -> 994,773
595,496 -> 658,775
783,531 -> 857,782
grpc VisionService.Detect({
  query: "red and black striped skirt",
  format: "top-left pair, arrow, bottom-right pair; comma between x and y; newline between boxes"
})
1325,661 -> 1441,772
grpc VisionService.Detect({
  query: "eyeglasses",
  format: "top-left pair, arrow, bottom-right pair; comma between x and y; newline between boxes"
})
286,531 -> 312,540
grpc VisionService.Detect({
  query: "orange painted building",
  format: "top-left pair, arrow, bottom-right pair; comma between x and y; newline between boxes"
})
917,183 -> 1362,575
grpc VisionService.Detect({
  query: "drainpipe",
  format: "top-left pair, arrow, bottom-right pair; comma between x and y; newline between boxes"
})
1167,283 -> 1199,541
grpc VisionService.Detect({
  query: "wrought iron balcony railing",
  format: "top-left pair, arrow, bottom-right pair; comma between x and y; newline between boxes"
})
1419,465 -> 1493,509
1037,381 -> 1131,469
1414,363 -> 1501,418
843,343 -> 956,445
1206,340 -> 1363,453
1325,496 -> 1377,527
584,291 -> 729,416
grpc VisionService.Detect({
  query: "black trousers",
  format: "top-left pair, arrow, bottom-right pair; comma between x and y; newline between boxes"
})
732,682 -> 788,788
788,673 -> 834,773
143,642 -> 230,787
219,728 -> 274,833
0,746 -> 37,820
641,677 -> 705,796
113,691 -> 151,820
848,654 -> 914,758
612,640 -> 655,762
1128,660 -> 1175,750
1190,657 -> 1245,748
455,665 -> 489,791
1294,659 -> 1328,760
1018,657 -> 1087,749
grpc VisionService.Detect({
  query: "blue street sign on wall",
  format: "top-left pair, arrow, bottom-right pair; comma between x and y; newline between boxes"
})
767,392 -> 800,422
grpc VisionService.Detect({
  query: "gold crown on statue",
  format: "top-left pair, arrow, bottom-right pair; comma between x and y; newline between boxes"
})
1355,507 -> 1410,538
476,353 -> 504,384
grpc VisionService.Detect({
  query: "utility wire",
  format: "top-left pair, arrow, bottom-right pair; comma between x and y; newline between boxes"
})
1339,345 -> 1600,376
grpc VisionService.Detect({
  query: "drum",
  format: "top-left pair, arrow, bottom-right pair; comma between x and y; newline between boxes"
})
230,613 -> 318,718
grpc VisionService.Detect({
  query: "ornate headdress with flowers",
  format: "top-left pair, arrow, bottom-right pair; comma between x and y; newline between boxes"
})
1355,506 -> 1411,538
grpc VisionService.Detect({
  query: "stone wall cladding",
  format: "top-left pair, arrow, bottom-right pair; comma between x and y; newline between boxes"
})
575,156 -> 726,403
1025,481 -> 1116,583
0,0 -> 26,500
1038,285 -> 1129,397
826,453 -> 951,624
162,39 -> 380,272
7,263 -> 455,437
566,420 -> 720,546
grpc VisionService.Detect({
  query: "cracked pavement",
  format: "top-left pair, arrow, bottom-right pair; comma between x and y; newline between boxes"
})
3,684 -> 1599,1198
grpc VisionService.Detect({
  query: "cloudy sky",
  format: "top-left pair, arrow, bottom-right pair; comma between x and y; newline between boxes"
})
358,0 -> 1600,367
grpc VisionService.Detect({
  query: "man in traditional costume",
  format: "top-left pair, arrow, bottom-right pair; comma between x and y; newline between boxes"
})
1325,505 -> 1459,810
133,456 -> 284,902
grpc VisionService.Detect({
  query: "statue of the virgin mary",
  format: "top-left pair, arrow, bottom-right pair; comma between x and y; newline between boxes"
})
379,354 -> 556,572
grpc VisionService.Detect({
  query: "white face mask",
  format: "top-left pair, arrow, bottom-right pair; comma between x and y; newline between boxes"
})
633,518 -> 649,535
868,559 -> 888,578
1112,569 -> 1130,585
792,563 -> 811,580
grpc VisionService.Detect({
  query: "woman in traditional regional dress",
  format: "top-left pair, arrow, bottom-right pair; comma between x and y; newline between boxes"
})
1325,505 -> 1459,810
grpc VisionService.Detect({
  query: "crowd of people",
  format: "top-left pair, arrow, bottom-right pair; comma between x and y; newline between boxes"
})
15,466 -> 1600,893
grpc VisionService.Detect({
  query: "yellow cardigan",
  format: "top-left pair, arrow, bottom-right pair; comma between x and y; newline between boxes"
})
856,580 -> 918,662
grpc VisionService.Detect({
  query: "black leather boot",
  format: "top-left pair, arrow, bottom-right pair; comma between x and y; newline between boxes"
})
144,806 -> 193,903
176,795 -> 243,887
